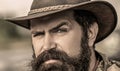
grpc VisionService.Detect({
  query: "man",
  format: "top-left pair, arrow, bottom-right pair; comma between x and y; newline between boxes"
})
7,0 -> 120,71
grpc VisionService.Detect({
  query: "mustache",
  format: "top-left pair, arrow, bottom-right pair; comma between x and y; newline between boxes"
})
31,48 -> 72,70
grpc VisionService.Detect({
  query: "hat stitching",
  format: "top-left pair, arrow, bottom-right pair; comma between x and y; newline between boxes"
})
29,5 -> 74,14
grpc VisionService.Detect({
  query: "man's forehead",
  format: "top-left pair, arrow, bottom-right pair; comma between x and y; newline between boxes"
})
30,10 -> 74,31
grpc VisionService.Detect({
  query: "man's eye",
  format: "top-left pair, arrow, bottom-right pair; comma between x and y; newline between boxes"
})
33,32 -> 45,37
54,28 -> 68,33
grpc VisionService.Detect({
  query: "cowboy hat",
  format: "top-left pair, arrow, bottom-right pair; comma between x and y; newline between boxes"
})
7,0 -> 117,43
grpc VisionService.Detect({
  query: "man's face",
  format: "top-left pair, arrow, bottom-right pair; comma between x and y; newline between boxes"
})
30,11 -> 91,71
31,11 -> 82,58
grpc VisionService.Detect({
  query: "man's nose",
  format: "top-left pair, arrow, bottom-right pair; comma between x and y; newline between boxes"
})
43,33 -> 56,50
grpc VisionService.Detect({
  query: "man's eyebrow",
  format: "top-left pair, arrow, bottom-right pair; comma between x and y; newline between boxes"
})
31,30 -> 45,35
49,22 -> 69,32
31,22 -> 69,34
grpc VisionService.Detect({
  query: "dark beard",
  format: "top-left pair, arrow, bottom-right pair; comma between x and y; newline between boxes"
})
31,36 -> 91,71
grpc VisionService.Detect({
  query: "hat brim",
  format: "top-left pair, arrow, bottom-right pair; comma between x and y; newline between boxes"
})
7,1 -> 117,43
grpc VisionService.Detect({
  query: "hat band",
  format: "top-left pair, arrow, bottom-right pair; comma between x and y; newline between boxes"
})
29,5 -> 75,14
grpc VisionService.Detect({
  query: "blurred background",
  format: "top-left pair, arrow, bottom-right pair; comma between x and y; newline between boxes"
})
0,0 -> 120,71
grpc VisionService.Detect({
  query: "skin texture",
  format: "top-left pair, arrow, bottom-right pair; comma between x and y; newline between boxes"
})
30,10 -> 98,71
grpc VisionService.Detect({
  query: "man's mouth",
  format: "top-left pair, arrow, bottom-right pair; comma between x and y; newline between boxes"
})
44,59 -> 63,65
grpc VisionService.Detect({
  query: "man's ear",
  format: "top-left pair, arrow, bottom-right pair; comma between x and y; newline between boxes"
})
88,22 -> 98,47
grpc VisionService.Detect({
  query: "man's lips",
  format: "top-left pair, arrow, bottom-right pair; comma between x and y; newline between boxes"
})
44,59 -> 63,65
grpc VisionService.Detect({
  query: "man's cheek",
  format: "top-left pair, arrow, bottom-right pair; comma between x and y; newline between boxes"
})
32,41 -> 43,57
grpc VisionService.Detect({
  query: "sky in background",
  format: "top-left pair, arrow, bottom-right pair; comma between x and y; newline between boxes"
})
0,0 -> 33,17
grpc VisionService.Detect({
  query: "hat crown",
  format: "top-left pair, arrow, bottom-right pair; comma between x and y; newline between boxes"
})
31,0 -> 90,10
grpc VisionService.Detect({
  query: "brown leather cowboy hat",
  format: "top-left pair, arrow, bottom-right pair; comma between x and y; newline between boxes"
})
7,0 -> 117,43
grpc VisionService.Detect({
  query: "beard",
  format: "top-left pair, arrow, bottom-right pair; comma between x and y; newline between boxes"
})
31,35 -> 91,71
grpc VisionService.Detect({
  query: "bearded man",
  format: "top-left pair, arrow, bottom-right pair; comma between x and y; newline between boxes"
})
6,0 -> 120,71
